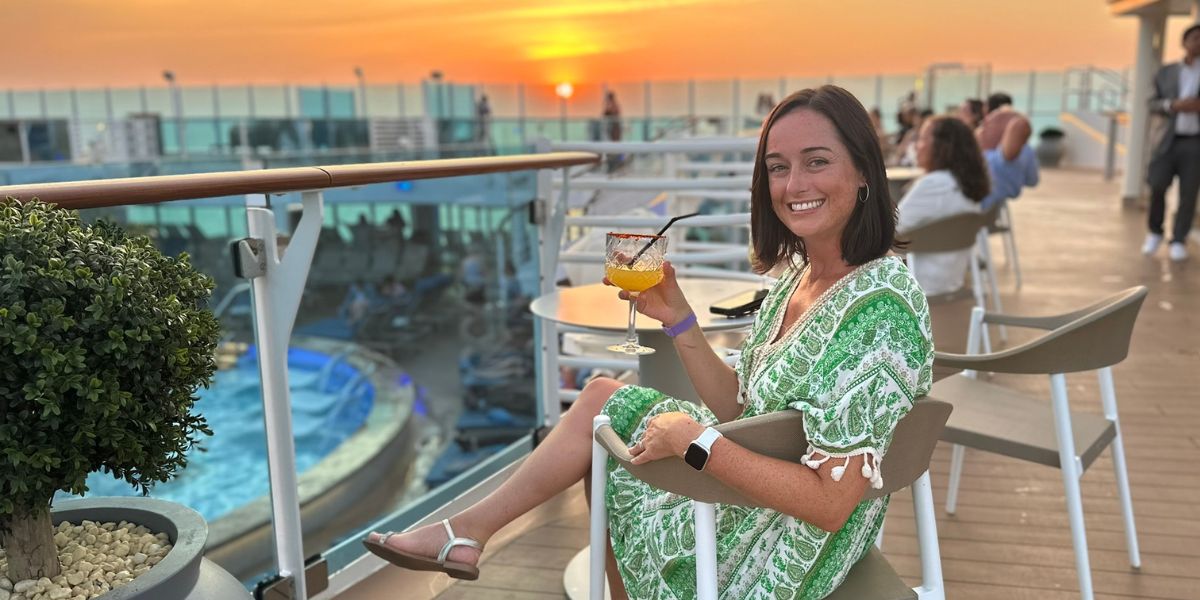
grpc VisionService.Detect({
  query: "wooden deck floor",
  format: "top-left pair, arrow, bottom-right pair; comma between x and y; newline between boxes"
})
343,168 -> 1200,599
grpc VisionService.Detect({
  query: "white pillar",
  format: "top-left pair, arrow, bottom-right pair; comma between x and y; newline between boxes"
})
1122,7 -> 1166,207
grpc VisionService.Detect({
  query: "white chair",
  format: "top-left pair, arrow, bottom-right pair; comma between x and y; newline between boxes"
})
588,398 -> 953,600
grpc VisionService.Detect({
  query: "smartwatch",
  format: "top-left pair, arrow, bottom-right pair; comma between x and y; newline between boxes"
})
684,427 -> 723,471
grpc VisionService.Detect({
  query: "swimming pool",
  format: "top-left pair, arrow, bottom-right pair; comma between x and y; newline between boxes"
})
56,346 -> 376,523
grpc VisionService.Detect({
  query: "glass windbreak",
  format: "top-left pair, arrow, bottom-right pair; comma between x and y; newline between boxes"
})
44,167 -> 542,587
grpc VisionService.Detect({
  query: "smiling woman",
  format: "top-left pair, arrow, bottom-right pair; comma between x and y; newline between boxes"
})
360,86 -> 933,600
751,86 -> 900,271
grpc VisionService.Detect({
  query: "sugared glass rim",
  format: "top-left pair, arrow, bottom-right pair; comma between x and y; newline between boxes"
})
606,232 -> 666,240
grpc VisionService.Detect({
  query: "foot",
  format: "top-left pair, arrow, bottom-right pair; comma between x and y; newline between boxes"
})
367,520 -> 484,568
1142,233 -> 1163,255
1169,242 -> 1188,262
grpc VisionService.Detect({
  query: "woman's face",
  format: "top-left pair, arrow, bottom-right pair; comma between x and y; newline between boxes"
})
915,120 -> 935,170
764,108 -> 864,247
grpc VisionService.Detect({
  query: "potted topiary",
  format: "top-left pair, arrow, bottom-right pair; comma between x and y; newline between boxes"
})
1036,126 -> 1067,167
0,198 -> 247,599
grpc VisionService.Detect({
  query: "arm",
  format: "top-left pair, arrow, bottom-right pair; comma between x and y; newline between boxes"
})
999,116 -> 1032,163
611,261 -> 742,422
632,414 -> 871,532
1149,68 -> 1171,116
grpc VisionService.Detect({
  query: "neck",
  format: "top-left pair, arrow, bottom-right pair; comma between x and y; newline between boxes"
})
802,236 -> 851,282
1186,53 -> 1198,66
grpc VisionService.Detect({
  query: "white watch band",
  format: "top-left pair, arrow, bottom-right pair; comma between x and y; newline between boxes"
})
693,427 -> 723,452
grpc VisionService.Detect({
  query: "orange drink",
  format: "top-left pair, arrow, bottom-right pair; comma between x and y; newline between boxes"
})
606,265 -> 664,293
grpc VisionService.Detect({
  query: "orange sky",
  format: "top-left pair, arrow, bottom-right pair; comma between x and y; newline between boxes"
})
3,0 -> 1197,89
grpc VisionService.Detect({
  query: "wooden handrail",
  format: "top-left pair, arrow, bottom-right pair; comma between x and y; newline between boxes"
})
0,152 -> 599,210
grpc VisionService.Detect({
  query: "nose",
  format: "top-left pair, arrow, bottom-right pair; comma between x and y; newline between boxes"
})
785,167 -> 809,198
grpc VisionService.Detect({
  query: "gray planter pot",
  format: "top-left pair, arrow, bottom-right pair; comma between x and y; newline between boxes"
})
51,497 -> 250,600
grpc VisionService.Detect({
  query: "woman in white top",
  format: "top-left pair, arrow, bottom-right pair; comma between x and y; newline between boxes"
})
897,116 -> 991,296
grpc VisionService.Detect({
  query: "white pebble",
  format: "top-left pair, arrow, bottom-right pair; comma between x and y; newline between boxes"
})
0,588 -> 9,600
130,553 -> 146,566
0,578 -> 11,591
11,581 -> 34,595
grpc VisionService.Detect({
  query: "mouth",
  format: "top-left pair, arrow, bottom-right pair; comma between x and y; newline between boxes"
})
786,199 -> 825,213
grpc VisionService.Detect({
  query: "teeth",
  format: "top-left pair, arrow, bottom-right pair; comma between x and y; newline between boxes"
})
788,200 -> 824,212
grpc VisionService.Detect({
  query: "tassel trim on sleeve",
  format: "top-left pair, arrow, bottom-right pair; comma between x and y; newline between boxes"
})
801,446 -> 884,489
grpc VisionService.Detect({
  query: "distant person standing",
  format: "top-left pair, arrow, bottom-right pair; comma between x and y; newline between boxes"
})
977,92 -> 1039,211
602,91 -> 622,142
475,94 -> 493,148
1143,23 -> 1200,262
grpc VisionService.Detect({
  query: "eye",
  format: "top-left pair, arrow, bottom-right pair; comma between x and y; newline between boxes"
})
767,163 -> 788,173
807,158 -> 829,168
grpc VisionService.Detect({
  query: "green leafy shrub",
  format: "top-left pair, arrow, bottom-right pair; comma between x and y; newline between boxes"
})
0,198 -> 219,580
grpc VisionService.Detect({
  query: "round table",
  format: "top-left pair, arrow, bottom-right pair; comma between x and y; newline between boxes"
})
530,278 -> 759,404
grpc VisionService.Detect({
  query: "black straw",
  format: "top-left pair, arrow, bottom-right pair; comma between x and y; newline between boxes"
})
625,212 -> 701,266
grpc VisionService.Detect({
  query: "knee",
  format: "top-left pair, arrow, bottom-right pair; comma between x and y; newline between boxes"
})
574,376 -> 624,416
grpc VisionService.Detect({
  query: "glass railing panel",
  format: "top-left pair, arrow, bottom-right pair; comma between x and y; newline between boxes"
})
107,87 -> 149,117
216,86 -> 254,118
10,90 -> 43,119
831,75 -> 883,112
278,169 -> 543,577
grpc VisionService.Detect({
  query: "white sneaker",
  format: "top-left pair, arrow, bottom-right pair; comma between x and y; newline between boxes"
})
1169,242 -> 1188,262
1142,233 -> 1163,255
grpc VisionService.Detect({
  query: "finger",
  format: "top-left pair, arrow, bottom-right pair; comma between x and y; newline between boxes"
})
628,442 -> 644,456
602,277 -> 612,287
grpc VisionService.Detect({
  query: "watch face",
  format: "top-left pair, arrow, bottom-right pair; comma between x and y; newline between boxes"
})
684,443 -> 708,470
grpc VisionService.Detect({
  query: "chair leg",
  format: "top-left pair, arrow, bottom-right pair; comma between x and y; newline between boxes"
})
590,416 -> 610,600
693,501 -> 719,600
1050,374 -> 1095,600
963,307 -> 984,379
1001,205 -> 1022,289
912,472 -> 946,600
945,444 -> 965,515
976,230 -> 1007,342
1098,367 -> 1141,569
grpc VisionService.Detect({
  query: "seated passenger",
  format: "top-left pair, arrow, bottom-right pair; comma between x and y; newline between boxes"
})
363,86 -> 933,600
977,92 -> 1040,210
898,116 -> 991,296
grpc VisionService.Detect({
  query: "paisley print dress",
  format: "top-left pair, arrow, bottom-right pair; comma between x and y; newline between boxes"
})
600,256 -> 933,600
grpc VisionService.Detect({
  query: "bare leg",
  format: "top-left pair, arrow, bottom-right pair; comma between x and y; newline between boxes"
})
368,377 -> 626,569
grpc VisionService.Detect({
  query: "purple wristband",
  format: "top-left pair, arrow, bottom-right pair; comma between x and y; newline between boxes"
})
663,312 -> 698,338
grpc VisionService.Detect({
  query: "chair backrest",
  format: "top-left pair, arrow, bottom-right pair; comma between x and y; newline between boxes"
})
936,286 -> 1148,374
594,398 -> 952,506
901,212 -> 986,254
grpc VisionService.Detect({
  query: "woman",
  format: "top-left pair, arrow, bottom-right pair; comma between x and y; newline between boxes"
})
365,87 -> 934,600
897,116 -> 991,296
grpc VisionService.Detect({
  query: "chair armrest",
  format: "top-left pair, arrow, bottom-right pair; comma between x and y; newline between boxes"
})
981,311 -> 1076,330
933,351 -> 1001,371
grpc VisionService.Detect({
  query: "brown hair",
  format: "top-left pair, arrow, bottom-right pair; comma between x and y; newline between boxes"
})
750,85 -> 899,273
923,116 -> 990,203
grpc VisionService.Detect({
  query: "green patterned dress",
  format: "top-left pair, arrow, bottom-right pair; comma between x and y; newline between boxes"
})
601,256 -> 933,600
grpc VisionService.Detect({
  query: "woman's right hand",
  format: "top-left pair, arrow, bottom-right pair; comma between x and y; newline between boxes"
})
604,261 -> 693,328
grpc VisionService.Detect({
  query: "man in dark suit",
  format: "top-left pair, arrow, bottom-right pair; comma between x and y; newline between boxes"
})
1144,22 -> 1200,261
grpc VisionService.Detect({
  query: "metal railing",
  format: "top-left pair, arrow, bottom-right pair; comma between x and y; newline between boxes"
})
0,151 -> 598,600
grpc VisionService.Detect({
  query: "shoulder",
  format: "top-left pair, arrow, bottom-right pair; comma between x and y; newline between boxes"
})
841,259 -> 930,336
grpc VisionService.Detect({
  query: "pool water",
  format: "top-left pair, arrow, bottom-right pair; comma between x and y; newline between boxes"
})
56,347 -> 376,523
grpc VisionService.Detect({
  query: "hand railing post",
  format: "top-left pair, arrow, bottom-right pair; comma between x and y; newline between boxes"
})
534,147 -> 571,427
245,189 -> 324,600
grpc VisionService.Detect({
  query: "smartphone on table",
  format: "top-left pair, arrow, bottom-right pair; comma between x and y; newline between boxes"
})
709,288 -> 768,318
